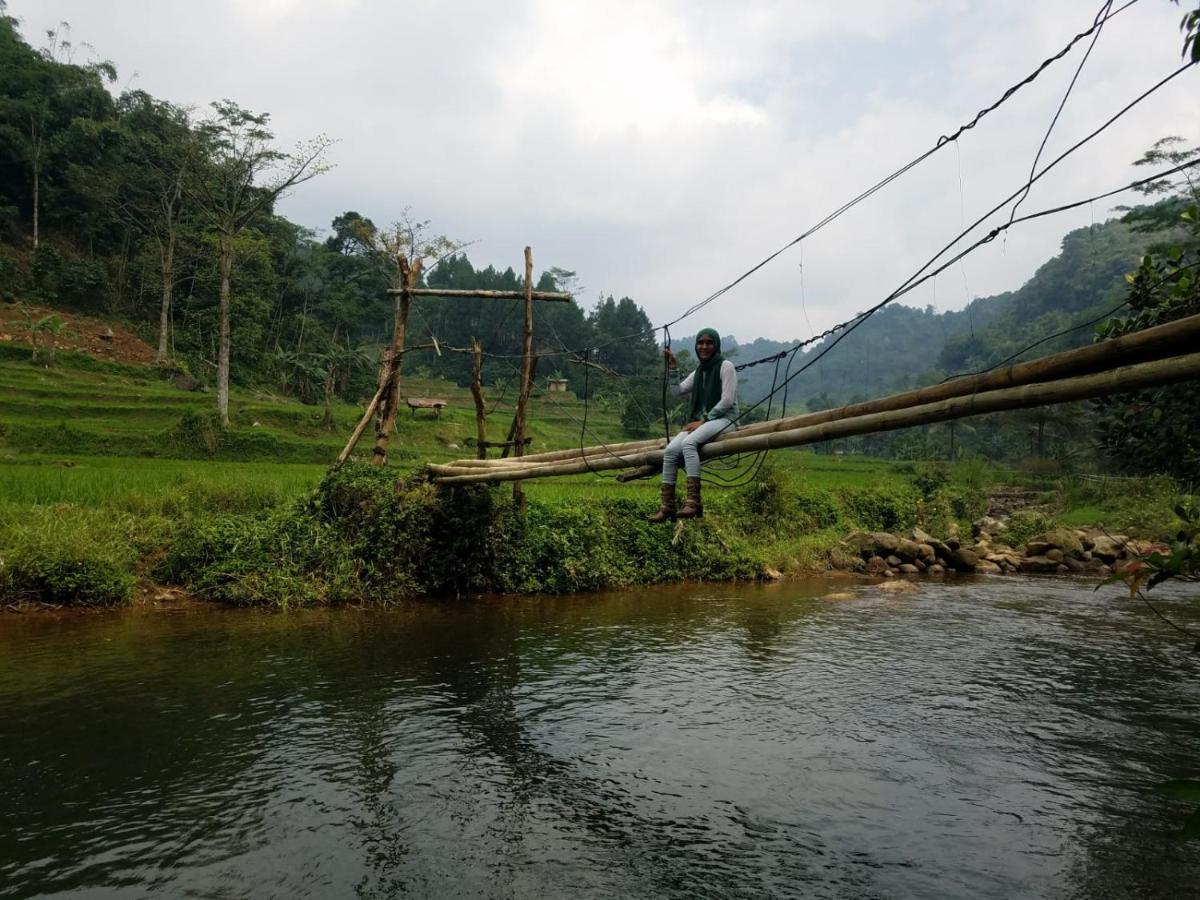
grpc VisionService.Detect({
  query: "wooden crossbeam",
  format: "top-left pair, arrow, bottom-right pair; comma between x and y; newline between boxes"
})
390,288 -> 572,302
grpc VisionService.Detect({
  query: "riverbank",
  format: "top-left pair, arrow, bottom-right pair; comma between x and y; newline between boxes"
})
2,453 -> 1191,609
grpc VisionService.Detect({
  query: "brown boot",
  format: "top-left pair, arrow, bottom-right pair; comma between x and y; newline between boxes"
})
676,476 -> 703,519
648,482 -> 677,523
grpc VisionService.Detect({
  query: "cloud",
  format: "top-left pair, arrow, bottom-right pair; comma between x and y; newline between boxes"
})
11,0 -> 1199,344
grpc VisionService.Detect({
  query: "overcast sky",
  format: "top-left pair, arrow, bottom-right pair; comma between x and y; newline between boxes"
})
9,0 -> 1199,344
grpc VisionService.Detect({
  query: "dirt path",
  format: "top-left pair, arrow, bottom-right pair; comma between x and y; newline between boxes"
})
0,303 -> 158,365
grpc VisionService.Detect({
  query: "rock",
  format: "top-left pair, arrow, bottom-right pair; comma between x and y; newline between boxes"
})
946,538 -> 961,552
986,552 -> 1022,570
973,515 -> 1008,537
948,548 -> 979,572
1025,541 -> 1052,557
1090,535 -> 1125,564
927,564 -> 945,576
761,566 -> 783,580
895,539 -> 922,562
885,555 -> 902,568
865,556 -> 889,575
1082,558 -> 1110,575
975,560 -> 1002,575
883,570 -> 896,578
878,580 -> 919,593
1045,548 -> 1064,563
898,563 -> 920,574
829,548 -> 866,572
912,559 -> 927,573
1056,564 -> 1070,574
917,543 -> 936,563
969,542 -> 991,556
946,522 -> 961,540
824,592 -> 856,601
1076,532 -> 1095,552
1062,557 -> 1086,574
1019,555 -> 1061,574
911,527 -> 938,546
100,327 -> 115,342
872,532 -> 900,554
976,531 -> 993,545
1031,530 -> 1082,555
843,530 -> 877,556
171,374 -> 203,392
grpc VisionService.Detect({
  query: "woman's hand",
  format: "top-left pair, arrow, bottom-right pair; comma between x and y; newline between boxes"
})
683,420 -> 704,433
663,348 -> 677,368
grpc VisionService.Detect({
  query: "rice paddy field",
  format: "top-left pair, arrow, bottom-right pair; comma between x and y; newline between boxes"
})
0,340 -> 912,511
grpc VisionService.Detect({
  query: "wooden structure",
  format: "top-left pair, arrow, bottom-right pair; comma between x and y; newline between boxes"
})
407,397 -> 448,418
428,312 -> 1200,486
547,378 -> 569,392
336,247 -> 572,482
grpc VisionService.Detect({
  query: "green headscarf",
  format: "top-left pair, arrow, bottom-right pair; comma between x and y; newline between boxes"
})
687,327 -> 725,422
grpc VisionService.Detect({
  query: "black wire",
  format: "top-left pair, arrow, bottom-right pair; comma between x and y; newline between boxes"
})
1008,0 -> 1114,227
725,58 -> 1197,380
726,153 -> 1200,429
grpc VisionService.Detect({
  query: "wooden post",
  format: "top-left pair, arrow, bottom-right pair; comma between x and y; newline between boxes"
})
371,255 -> 419,467
510,247 -> 535,510
470,336 -> 488,460
335,244 -> 571,469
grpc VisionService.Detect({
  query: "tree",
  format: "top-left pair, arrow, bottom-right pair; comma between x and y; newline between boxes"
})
1094,138 -> 1200,482
187,100 -> 332,426
113,92 -> 193,362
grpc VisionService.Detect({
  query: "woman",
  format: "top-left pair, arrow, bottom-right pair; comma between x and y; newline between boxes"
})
649,328 -> 738,522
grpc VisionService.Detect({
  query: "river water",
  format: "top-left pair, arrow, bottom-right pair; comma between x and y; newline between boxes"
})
2,577 -> 1199,899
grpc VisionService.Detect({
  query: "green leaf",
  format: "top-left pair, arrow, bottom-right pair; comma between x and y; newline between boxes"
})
1155,780 -> 1200,803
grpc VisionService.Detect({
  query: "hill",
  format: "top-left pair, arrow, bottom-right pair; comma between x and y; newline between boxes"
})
674,215 -> 1162,412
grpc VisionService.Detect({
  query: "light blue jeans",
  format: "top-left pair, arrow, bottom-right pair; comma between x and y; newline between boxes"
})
661,418 -> 736,484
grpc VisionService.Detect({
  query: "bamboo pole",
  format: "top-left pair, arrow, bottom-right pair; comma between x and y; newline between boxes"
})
372,256 -> 419,466
470,336 -> 488,460
443,311 -> 1200,471
510,247 -> 535,510
430,350 -> 1200,484
335,365 -> 388,466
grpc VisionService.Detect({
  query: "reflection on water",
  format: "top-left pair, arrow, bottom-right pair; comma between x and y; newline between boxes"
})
2,577 -> 1199,899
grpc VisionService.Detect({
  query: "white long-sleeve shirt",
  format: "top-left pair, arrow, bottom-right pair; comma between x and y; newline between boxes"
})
673,359 -> 739,421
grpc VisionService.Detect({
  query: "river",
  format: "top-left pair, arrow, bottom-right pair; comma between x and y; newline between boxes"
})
2,577 -> 1199,899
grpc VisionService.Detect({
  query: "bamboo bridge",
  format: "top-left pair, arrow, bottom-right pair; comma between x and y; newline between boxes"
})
334,247 -> 1200,489
426,311 -> 1200,486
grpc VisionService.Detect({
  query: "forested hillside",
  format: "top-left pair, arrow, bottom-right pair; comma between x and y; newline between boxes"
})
0,13 -> 660,419
675,216 -> 1165,415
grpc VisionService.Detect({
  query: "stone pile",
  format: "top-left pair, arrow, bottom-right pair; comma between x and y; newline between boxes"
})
833,518 -> 1161,579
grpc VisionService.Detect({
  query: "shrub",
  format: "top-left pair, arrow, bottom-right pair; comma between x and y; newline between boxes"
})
0,505 -> 139,605
838,485 -> 919,532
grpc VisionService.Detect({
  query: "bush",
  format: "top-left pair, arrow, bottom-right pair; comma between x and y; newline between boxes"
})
838,485 -> 919,532
1004,510 -> 1060,548
0,505 -> 139,605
